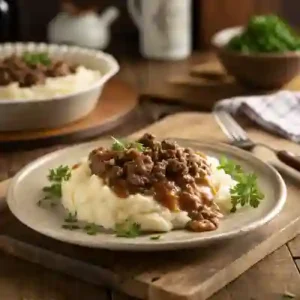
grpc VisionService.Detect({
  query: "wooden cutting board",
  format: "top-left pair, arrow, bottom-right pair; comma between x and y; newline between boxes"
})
0,79 -> 138,149
151,61 -> 300,109
1,112 -> 300,300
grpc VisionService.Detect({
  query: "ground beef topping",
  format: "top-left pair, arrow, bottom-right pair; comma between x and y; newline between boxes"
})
0,53 -> 77,87
89,133 -> 223,232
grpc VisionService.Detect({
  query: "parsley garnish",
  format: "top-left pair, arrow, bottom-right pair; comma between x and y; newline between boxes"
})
64,211 -> 77,223
218,156 -> 243,180
84,223 -> 102,235
40,165 -> 71,206
23,52 -> 51,66
111,137 -> 127,151
48,165 -> 71,182
115,221 -> 141,238
217,156 -> 264,212
150,235 -> 161,240
111,137 -> 144,152
62,224 -> 80,230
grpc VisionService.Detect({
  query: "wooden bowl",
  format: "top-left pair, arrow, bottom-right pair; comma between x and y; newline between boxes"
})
211,26 -> 300,89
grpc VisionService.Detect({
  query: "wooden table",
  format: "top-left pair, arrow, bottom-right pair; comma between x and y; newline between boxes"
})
1,53 -> 300,300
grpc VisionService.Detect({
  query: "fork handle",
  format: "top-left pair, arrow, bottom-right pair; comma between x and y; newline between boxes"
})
276,150 -> 300,172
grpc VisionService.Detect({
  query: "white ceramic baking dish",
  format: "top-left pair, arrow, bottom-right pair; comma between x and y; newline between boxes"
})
0,43 -> 119,131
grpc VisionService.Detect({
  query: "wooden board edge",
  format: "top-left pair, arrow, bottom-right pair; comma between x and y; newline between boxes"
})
144,218 -> 300,300
0,106 -> 139,151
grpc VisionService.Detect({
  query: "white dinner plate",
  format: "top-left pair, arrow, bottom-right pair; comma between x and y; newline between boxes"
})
6,138 -> 286,251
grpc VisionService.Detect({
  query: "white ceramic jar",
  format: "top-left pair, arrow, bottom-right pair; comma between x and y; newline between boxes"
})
127,0 -> 192,60
48,6 -> 119,49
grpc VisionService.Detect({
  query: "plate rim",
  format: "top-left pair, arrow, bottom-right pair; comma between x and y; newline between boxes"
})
6,138 -> 287,251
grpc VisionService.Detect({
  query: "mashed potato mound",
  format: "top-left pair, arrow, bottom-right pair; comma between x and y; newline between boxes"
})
0,66 -> 101,100
61,156 -> 236,233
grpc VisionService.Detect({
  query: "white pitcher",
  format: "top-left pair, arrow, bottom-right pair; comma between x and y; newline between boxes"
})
127,0 -> 192,60
48,6 -> 119,49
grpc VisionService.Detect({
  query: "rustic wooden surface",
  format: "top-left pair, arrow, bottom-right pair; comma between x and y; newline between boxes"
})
1,113 -> 300,300
0,79 -> 139,149
0,54 -> 300,300
155,59 -> 300,107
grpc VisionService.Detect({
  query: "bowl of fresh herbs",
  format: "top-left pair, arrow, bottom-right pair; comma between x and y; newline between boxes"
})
211,15 -> 300,89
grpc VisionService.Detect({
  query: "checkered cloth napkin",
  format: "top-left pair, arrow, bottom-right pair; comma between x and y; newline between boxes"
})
214,91 -> 300,143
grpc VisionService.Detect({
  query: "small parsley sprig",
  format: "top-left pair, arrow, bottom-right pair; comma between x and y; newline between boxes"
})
218,156 -> 243,179
39,165 -> 71,206
64,211 -> 77,223
84,223 -> 103,235
217,156 -> 264,213
150,235 -> 161,240
111,137 -> 144,152
115,221 -> 141,238
23,52 -> 51,66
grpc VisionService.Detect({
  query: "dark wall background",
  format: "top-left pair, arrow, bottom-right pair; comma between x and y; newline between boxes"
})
18,0 -> 138,49
16,0 -> 300,51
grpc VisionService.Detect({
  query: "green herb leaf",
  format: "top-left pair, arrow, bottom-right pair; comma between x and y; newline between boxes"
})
150,235 -> 161,240
64,211 -> 78,223
111,137 -> 144,152
111,137 -> 127,151
62,224 -> 80,230
84,223 -> 102,235
43,183 -> 62,198
227,14 -> 300,53
218,156 -> 264,212
115,221 -> 141,238
128,142 -> 145,152
39,165 -> 71,206
48,165 -> 71,182
23,52 -> 51,66
217,156 -> 243,180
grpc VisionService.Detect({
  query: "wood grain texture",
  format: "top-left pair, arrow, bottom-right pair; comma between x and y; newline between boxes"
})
162,59 -> 300,107
0,252 -> 110,300
0,79 -> 138,149
211,245 -> 300,300
288,236 -> 300,258
198,0 -> 281,48
296,260 -> 300,272
1,113 -> 300,300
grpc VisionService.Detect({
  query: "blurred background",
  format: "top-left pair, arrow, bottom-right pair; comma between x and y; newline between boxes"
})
2,0 -> 299,53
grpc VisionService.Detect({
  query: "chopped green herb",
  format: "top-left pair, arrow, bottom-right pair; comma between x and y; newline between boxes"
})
115,221 -> 141,238
111,137 -> 127,151
150,235 -> 161,240
48,165 -> 71,182
218,156 -> 243,180
282,291 -> 296,299
227,15 -> 300,53
43,183 -> 62,198
217,156 -> 264,212
111,137 -> 144,152
23,52 -> 51,66
128,142 -> 145,152
62,224 -> 80,230
64,211 -> 78,223
40,165 -> 71,206
84,223 -> 102,235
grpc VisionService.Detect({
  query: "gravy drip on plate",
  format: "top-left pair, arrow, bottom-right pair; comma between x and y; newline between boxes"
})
0,54 -> 77,87
89,134 -> 222,232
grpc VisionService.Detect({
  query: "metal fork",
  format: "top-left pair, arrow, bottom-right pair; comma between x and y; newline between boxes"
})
214,110 -> 300,172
